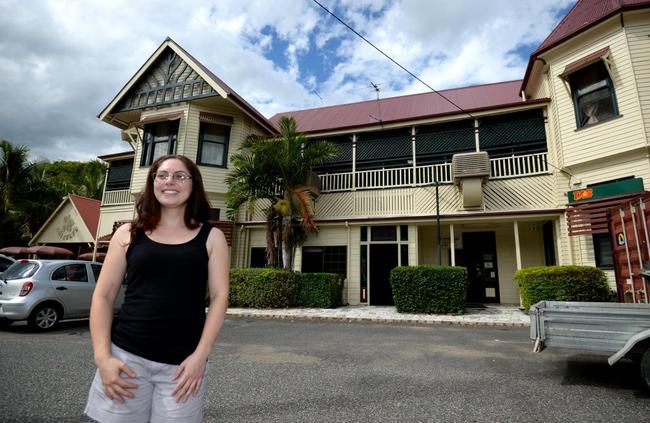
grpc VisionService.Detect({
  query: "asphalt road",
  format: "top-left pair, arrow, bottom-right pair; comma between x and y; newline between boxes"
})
1,318 -> 649,422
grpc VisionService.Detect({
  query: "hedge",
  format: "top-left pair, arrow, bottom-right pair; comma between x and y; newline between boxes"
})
229,268 -> 299,308
390,266 -> 468,314
296,273 -> 344,308
515,265 -> 615,310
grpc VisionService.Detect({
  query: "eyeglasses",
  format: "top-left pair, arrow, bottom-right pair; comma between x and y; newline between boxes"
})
153,171 -> 193,183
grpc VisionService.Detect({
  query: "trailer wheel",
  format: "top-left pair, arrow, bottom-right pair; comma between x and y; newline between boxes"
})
642,348 -> 650,391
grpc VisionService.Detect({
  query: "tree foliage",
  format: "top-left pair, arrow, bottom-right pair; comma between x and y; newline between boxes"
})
225,117 -> 338,269
0,140 -> 107,246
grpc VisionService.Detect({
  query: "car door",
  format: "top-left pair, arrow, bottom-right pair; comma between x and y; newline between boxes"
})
90,263 -> 125,312
50,263 -> 94,317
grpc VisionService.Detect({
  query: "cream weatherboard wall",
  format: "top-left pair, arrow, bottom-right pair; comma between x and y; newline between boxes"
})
625,10 -> 650,144
542,17 -> 647,169
96,205 -> 134,239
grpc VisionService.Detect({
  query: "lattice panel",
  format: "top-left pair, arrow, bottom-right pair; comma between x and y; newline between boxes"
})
479,117 -> 546,148
413,185 -> 461,215
483,175 -> 555,211
356,133 -> 411,161
116,48 -> 217,112
416,127 -> 475,155
314,192 -> 355,217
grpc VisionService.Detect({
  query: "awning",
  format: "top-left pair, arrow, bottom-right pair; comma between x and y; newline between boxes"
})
199,112 -> 233,126
566,191 -> 649,236
559,46 -> 610,79
136,111 -> 183,127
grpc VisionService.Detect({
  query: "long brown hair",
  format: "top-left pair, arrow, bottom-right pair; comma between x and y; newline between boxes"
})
131,154 -> 210,235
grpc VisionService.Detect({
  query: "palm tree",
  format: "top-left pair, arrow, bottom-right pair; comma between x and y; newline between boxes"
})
226,117 -> 338,269
0,140 -> 36,245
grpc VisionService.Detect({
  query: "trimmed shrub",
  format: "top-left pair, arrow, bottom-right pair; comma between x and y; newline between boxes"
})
390,266 -> 468,314
296,273 -> 344,308
515,265 -> 615,310
229,268 -> 299,308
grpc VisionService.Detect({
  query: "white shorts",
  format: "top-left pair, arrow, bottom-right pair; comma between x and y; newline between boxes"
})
85,343 -> 207,423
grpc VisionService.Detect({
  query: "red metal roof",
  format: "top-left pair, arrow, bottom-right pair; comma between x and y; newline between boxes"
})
270,80 -> 545,134
68,194 -> 101,238
522,0 -> 650,94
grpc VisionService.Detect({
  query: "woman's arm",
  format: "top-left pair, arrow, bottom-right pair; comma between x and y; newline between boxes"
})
171,227 -> 230,403
89,223 -> 138,402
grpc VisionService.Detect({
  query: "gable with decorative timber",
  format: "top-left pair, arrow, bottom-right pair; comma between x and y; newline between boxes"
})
115,47 -> 218,112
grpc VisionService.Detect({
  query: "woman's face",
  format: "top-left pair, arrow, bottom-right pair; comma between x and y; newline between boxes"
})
152,158 -> 193,209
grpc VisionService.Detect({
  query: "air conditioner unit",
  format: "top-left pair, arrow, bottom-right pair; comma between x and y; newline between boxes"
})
451,152 -> 490,208
452,152 -> 490,182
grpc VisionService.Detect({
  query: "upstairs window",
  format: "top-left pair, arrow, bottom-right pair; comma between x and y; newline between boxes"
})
569,61 -> 618,128
198,123 -> 230,167
141,120 -> 179,166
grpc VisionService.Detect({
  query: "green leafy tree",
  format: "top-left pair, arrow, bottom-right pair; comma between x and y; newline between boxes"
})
226,117 -> 338,270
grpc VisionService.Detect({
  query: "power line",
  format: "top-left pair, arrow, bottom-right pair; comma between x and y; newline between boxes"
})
309,0 -> 570,177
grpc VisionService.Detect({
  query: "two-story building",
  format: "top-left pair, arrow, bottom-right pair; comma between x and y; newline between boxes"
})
96,0 -> 650,306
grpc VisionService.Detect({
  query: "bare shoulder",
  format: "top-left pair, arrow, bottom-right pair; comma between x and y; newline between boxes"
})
111,222 -> 132,248
206,226 -> 227,253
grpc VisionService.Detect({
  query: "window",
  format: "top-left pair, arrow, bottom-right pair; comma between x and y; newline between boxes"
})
52,264 -> 88,282
209,208 -> 220,221
593,233 -> 614,269
106,159 -> 133,191
198,123 -> 230,167
250,247 -> 266,268
302,246 -> 347,277
141,121 -> 179,166
91,264 -> 102,282
569,61 -> 618,128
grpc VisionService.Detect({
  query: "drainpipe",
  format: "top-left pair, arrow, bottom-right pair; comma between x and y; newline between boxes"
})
450,223 -> 455,266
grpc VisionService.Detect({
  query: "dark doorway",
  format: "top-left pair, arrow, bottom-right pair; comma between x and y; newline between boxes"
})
369,244 -> 398,305
462,232 -> 500,303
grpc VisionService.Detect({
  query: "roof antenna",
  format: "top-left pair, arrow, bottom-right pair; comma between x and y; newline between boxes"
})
311,89 -> 323,101
368,81 -> 384,128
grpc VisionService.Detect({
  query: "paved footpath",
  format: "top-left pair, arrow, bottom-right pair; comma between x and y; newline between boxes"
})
226,304 -> 530,327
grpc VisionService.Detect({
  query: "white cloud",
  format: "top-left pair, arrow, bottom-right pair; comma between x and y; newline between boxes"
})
0,0 -> 572,161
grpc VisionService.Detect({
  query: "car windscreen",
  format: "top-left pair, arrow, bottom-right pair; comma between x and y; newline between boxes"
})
1,261 -> 40,280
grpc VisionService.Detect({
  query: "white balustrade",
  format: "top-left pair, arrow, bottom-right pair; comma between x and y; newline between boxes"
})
101,189 -> 133,205
318,153 -> 548,193
489,152 -> 548,179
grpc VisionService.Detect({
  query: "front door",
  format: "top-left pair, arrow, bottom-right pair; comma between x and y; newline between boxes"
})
462,232 -> 500,303
369,244 -> 398,305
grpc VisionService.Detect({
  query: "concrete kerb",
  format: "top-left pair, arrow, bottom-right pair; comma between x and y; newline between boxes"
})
225,305 -> 531,328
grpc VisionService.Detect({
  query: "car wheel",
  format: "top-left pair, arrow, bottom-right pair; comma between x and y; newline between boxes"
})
28,304 -> 61,331
642,348 -> 650,391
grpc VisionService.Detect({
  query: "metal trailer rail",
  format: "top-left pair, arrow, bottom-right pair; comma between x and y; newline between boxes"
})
530,301 -> 650,389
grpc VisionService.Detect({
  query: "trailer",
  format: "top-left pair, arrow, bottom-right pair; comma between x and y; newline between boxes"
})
530,301 -> 650,389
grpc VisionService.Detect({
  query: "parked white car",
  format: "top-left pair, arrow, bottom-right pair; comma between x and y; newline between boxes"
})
0,259 -> 124,331
0,253 -> 15,276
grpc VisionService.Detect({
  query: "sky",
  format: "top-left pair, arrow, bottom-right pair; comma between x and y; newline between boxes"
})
0,0 -> 574,162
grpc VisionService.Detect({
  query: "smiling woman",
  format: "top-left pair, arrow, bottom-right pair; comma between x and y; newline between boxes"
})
84,154 -> 230,423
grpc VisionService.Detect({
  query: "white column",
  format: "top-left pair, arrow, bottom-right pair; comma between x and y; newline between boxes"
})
474,119 -> 480,152
450,224 -> 456,266
514,221 -> 522,270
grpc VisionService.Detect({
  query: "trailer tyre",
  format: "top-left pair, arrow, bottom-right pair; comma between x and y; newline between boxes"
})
641,348 -> 650,391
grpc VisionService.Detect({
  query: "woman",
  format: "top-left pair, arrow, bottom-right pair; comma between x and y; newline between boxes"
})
85,154 -> 229,423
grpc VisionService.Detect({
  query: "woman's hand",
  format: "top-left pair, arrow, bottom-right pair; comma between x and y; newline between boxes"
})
171,352 -> 207,403
97,356 -> 138,403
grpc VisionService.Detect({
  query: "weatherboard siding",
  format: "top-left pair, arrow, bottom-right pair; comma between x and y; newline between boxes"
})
545,20 -> 646,169
625,11 -> 650,144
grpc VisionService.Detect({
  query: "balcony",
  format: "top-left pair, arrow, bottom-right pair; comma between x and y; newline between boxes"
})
319,152 -> 549,193
101,189 -> 132,206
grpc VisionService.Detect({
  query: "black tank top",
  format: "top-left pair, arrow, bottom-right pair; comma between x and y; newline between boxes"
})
112,224 -> 212,365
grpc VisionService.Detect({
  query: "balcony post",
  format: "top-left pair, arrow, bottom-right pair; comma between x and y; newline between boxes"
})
474,119 -> 480,152
351,134 -> 357,191
411,126 -> 417,186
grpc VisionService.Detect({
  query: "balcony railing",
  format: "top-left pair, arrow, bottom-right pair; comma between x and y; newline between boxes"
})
102,189 -> 132,206
319,152 -> 548,193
